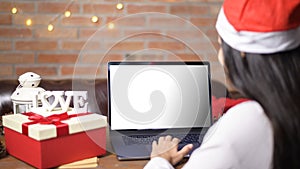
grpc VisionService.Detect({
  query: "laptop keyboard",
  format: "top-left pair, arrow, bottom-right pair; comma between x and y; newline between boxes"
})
122,133 -> 204,146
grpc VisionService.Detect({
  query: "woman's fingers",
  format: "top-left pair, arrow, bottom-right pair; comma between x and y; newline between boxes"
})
150,135 -> 194,165
152,140 -> 157,147
165,135 -> 172,141
158,136 -> 165,143
172,144 -> 193,165
178,144 -> 193,156
172,137 -> 180,144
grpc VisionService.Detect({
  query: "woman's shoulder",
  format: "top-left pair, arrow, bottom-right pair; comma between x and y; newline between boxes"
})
220,100 -> 268,125
215,100 -> 271,136
227,100 -> 264,115
203,100 -> 273,149
205,100 -> 272,141
199,100 -> 273,168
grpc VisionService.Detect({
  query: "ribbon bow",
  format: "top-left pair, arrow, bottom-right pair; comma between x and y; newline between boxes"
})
25,112 -> 70,124
22,112 -> 90,138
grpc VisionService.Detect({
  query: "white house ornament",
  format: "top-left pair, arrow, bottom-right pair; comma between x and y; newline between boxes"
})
11,72 -> 45,114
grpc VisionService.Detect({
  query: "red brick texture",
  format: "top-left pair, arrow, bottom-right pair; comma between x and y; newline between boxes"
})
0,0 -> 222,79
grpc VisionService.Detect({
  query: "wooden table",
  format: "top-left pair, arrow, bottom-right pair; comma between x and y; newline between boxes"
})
0,135 -> 186,169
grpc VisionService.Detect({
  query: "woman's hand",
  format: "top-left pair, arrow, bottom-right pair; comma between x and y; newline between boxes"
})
150,135 -> 193,166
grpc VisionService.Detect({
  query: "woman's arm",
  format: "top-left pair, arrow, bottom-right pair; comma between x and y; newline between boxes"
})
144,101 -> 273,169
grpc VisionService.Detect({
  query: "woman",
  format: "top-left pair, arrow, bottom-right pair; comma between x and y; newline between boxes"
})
144,0 -> 300,168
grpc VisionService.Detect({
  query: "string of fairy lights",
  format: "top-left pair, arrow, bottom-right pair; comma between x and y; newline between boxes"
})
10,1 -> 124,32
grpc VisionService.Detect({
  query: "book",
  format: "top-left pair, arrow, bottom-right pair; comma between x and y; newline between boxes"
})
58,157 -> 98,168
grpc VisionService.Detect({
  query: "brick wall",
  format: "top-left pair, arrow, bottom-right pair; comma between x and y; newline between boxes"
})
0,0 -> 224,82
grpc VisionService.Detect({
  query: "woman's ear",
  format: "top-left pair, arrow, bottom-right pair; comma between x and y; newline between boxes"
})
218,47 -> 225,66
217,37 -> 225,66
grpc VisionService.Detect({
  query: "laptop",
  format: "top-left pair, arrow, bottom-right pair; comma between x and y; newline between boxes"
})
108,61 -> 212,160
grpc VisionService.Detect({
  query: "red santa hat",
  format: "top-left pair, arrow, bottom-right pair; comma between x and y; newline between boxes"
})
216,0 -> 300,54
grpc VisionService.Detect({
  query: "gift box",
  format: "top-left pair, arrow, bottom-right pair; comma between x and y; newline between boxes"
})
2,111 -> 107,169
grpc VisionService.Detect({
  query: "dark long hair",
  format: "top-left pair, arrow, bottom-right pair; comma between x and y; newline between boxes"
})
221,40 -> 300,169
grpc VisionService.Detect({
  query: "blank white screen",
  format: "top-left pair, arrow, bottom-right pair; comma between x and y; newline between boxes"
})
109,64 -> 211,130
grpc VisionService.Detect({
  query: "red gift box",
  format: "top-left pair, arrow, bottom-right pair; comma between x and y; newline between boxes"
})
3,112 -> 106,169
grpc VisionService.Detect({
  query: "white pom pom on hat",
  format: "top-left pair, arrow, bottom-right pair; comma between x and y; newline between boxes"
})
216,0 -> 300,54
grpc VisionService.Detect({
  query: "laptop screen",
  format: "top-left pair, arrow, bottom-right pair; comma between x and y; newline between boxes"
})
108,62 -> 212,130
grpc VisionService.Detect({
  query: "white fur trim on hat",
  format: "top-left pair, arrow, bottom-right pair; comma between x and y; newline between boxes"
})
216,8 -> 300,54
